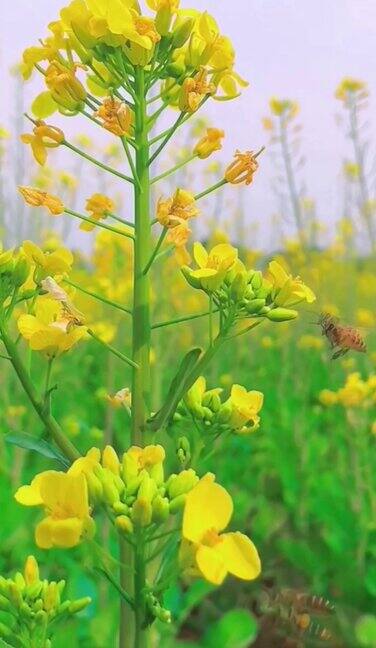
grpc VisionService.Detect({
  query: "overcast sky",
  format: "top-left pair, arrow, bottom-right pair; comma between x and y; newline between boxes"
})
1,0 -> 376,247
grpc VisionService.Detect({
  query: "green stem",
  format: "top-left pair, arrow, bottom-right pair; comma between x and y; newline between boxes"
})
64,279 -> 132,315
108,213 -> 135,228
88,329 -> 139,369
65,208 -> 135,240
152,309 -> 220,330
131,68 -> 152,444
0,321 -> 79,463
195,179 -> 227,202
63,140 -> 134,185
143,228 -> 167,275
151,154 -> 197,185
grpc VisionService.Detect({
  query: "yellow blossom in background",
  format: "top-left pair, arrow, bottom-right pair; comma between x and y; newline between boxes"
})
262,117 -> 274,131
297,335 -> 324,351
356,308 -> 375,328
82,193 -> 115,232
267,260 -> 316,307
157,189 -> 198,229
269,97 -> 299,119
15,471 -> 94,549
89,321 -> 117,344
18,186 -> 64,215
194,128 -> 224,159
18,297 -> 86,356
21,121 -> 64,165
225,150 -> 259,186
107,387 -> 132,409
95,98 -> 134,137
343,161 -> 360,180
319,389 -> 338,407
261,336 -> 275,349
371,422 -> 376,436
181,474 -> 261,585
335,77 -> 367,102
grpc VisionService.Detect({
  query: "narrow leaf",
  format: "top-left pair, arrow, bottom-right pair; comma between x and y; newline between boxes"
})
148,347 -> 202,432
5,433 -> 70,468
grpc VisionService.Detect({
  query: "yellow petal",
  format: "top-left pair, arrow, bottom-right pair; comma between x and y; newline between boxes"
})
196,545 -> 227,585
35,517 -> 54,549
14,472 -> 51,506
17,315 -> 40,340
50,518 -> 84,548
183,474 -> 233,543
193,241 -> 208,268
218,532 -> 261,581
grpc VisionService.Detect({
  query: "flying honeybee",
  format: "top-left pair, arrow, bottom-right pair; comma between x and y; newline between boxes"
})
317,312 -> 367,360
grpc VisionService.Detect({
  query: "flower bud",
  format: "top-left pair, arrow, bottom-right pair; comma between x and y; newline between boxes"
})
245,298 -> 266,314
102,445 -> 120,475
217,401 -> 233,424
131,497 -> 153,527
230,272 -> 248,301
168,469 -> 199,499
138,473 -> 157,503
267,307 -> 298,322
177,436 -> 191,465
181,265 -> 202,289
101,472 -> 120,505
169,493 -> 186,514
156,8 -> 173,36
172,17 -> 195,48
112,502 -> 129,516
43,582 -> 59,612
115,515 -> 134,535
202,390 -> 222,412
251,271 -> 263,290
69,597 -> 91,614
24,556 -> 39,587
13,256 -> 30,287
152,495 -> 170,524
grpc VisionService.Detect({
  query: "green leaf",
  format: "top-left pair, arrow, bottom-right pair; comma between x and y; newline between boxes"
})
31,91 -> 58,118
203,609 -> 258,648
5,434 -> 70,468
148,347 -> 202,431
355,615 -> 376,647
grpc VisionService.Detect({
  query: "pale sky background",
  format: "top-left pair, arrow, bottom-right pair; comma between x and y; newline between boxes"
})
1,0 -> 376,249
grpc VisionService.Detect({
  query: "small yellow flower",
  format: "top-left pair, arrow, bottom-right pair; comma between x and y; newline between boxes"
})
181,474 -> 261,585
157,188 -> 198,229
225,150 -> 259,186
297,335 -> 324,351
81,193 -> 115,232
21,121 -> 64,166
269,97 -> 299,119
267,260 -> 316,307
17,297 -> 86,356
182,242 -> 238,292
18,186 -> 64,215
262,117 -> 274,131
335,77 -> 367,102
15,470 -> 94,549
107,387 -> 132,409
95,97 -> 134,137
226,384 -> 264,433
45,62 -> 87,113
179,69 -> 215,113
24,555 -> 40,585
371,421 -> 376,436
193,128 -> 224,159
319,389 -> 338,407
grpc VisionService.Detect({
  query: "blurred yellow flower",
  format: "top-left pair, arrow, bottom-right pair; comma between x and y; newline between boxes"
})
18,186 -> 64,215
15,471 -> 94,549
81,193 -> 115,232
181,474 -> 261,585
268,260 -> 316,307
107,387 -> 132,409
319,389 -> 338,407
22,241 -> 73,278
297,335 -> 324,350
335,77 -> 367,102
157,189 -> 198,229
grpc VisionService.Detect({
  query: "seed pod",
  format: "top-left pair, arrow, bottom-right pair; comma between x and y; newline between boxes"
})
267,307 -> 298,322
169,493 -> 187,514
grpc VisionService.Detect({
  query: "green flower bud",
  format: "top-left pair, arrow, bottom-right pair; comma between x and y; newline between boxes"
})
113,502 -> 129,516
267,307 -> 298,322
8,582 -> 22,607
138,473 -> 157,503
172,16 -> 195,48
131,498 -> 152,527
151,495 -> 170,524
245,298 -> 266,314
33,598 -> 44,613
244,285 -> 255,300
20,601 -> 33,619
57,600 -> 71,615
177,436 -> 191,465
181,265 -> 202,289
155,8 -> 173,35
0,595 -> 10,612
202,390 -> 222,412
217,401 -> 233,424
13,256 -> 30,287
259,306 -> 271,315
101,473 -> 120,505
169,493 -> 186,514
251,271 -> 263,290
35,609 -> 48,625
168,469 -> 198,499
43,582 -> 59,612
115,515 -> 134,535
165,62 -> 186,79
231,272 -> 248,301
69,597 -> 91,614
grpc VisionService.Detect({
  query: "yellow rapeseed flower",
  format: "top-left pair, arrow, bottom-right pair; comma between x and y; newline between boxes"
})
21,121 -> 64,166
193,127 -> 224,159
82,193 -> 115,231
181,474 -> 261,585
179,69 -> 215,113
15,470 -> 94,549
22,240 -> 73,278
335,77 -> 367,102
18,186 -> 64,216
225,150 -> 259,186
267,260 -> 316,307
95,97 -> 134,136
182,242 -> 238,292
226,384 -> 264,434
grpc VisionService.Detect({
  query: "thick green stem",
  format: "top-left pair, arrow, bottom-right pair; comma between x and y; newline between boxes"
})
131,68 -> 152,445
0,322 -> 79,463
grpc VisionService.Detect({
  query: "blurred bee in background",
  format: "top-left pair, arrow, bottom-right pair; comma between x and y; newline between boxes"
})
317,312 -> 367,360
254,580 -> 339,647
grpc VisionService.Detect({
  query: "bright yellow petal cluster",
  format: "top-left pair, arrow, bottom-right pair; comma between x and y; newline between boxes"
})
81,193 -> 115,231
335,77 -> 367,102
17,296 -> 86,356
267,260 -> 316,307
319,373 -> 376,409
181,474 -> 261,585
182,242 -> 238,292
22,240 -> 73,279
15,471 -> 94,549
226,384 -> 264,433
95,97 -> 134,136
225,150 -> 259,186
193,127 -> 224,159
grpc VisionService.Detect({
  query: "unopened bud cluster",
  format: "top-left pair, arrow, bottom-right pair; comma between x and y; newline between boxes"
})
0,556 -> 90,647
